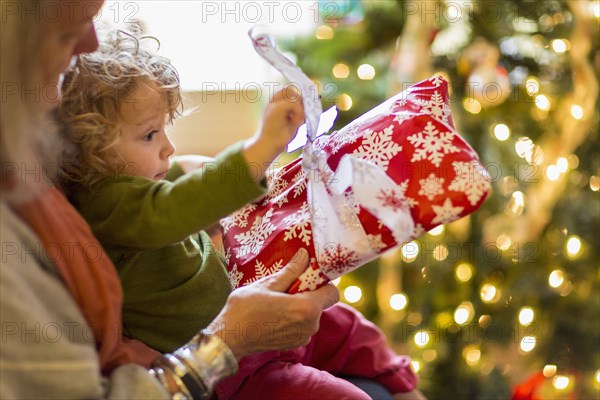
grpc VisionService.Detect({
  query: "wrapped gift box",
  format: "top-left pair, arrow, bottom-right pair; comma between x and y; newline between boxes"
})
221,76 -> 491,293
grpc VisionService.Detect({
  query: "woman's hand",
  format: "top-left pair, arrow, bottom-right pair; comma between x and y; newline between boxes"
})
242,86 -> 305,178
207,249 -> 339,360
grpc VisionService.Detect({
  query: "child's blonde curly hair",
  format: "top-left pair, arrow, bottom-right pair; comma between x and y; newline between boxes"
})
59,28 -> 182,187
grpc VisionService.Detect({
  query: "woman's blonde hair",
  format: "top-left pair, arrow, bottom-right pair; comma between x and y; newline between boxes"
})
59,28 -> 183,187
0,0 -> 60,201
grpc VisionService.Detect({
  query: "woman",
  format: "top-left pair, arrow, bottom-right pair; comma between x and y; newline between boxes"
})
0,1 -> 339,398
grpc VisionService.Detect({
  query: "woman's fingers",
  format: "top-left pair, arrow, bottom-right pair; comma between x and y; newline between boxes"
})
262,249 -> 309,292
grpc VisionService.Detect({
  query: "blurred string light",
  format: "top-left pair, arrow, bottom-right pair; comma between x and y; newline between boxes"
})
556,157 -> 569,173
400,240 -> 419,262
414,331 -> 430,347
566,235 -> 582,257
535,94 -> 551,111
507,191 -> 525,216
428,225 -> 444,236
411,360 -> 420,373
480,283 -> 501,303
496,234 -> 512,250
552,375 -> 570,390
591,1 -> 600,18
525,77 -> 540,95
570,104 -> 584,120
315,25 -> 334,40
463,98 -> 482,114
546,164 -> 560,181
433,244 -> 449,261
332,63 -> 350,79
337,93 -> 353,111
548,269 -> 564,288
463,345 -> 481,366
344,286 -> 362,303
389,293 -> 408,310
493,123 -> 511,141
518,307 -> 535,325
454,302 -> 474,324
596,369 -> 600,383
423,349 -> 437,362
551,38 -> 569,53
543,364 -> 557,378
590,176 -> 600,191
515,137 -> 533,158
478,314 -> 491,327
357,64 -> 376,80
455,262 -> 474,282
515,136 -> 544,165
401,241 -> 419,262
520,335 -> 537,352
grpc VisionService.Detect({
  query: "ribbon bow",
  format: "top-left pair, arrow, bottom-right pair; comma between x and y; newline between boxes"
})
249,29 -> 415,286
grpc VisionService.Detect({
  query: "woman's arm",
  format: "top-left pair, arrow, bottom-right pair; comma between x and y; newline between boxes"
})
1,205 -> 338,399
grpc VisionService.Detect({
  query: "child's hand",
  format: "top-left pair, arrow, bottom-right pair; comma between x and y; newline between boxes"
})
243,86 -> 305,175
259,86 -> 305,153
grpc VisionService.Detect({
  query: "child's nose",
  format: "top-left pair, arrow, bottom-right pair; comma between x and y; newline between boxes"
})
162,136 -> 176,159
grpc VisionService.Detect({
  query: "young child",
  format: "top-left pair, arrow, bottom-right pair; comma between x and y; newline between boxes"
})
59,30 -> 422,399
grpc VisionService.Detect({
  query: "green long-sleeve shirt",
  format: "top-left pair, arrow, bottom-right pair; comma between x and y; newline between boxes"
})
70,142 -> 267,352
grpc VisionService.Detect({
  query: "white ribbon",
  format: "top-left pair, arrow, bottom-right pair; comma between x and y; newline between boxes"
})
250,30 -> 415,281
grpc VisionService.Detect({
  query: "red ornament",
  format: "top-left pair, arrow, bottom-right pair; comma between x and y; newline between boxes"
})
512,372 -> 546,400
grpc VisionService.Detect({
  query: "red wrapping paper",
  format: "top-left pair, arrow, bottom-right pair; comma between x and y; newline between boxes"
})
221,76 -> 491,293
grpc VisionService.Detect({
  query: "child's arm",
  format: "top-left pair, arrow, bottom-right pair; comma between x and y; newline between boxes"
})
76,142 -> 265,250
242,86 -> 304,182
172,155 -> 217,175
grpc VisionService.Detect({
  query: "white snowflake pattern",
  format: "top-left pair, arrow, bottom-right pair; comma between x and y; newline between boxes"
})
376,188 -> 408,212
254,259 -> 283,279
412,223 -> 426,238
418,91 -> 451,124
283,202 -> 312,245
221,204 -> 257,231
327,129 -> 361,154
431,75 -> 445,87
394,97 -> 408,107
408,121 -> 460,167
393,113 -> 413,126
224,247 -> 232,265
367,234 -> 387,252
233,209 -> 276,256
228,263 -> 243,288
319,244 -> 360,275
394,179 -> 418,209
448,161 -> 491,206
431,198 -> 464,225
345,191 -> 361,214
339,201 -> 362,229
263,176 -> 290,207
298,263 -> 327,291
352,125 -> 402,171
292,169 -> 307,198
418,173 -> 445,200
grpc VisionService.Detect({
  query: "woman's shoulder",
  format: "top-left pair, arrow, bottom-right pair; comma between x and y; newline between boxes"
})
0,200 -> 40,250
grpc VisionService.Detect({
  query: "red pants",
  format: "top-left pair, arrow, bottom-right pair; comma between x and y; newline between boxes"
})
215,303 -> 417,400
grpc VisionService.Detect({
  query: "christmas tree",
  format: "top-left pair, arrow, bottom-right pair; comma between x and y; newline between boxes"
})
283,1 -> 599,398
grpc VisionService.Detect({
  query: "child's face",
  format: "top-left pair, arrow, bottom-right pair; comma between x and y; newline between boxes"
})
115,84 -> 176,180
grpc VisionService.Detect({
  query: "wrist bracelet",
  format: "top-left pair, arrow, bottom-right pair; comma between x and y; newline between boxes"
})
151,331 -> 238,400
175,330 -> 238,390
